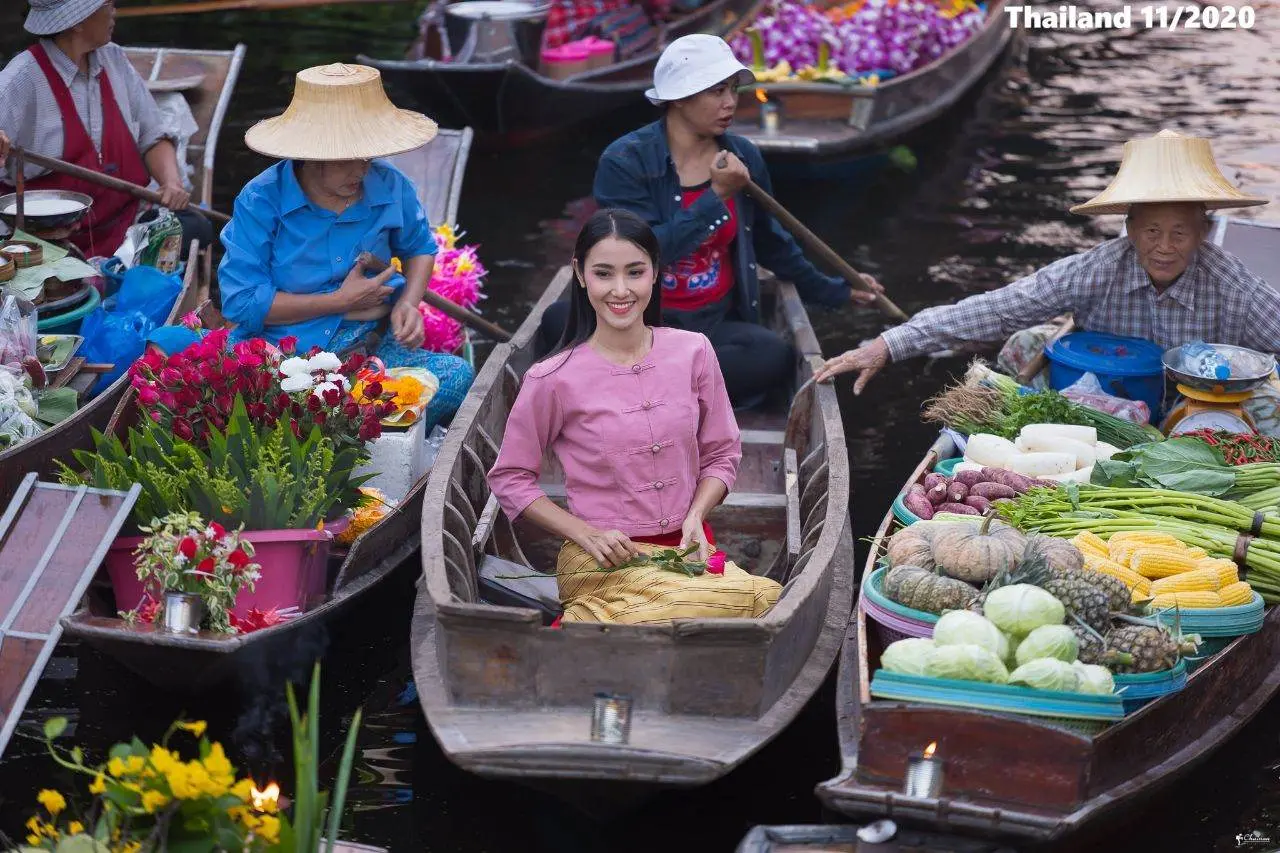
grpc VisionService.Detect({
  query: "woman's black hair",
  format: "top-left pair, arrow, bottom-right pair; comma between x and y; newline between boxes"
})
546,208 -> 663,361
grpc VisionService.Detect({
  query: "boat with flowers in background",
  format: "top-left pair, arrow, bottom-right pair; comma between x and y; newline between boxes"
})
729,0 -> 1013,162
0,45 -> 245,511
42,128 -> 484,697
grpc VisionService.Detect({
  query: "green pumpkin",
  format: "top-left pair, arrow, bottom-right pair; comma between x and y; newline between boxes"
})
931,514 -> 1027,584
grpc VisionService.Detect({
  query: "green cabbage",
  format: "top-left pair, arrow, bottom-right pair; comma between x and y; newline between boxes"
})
933,610 -> 1005,657
1014,624 -> 1079,666
880,638 -> 937,676
1008,658 -> 1080,692
1072,661 -> 1116,695
922,643 -> 1009,684
983,584 -> 1065,637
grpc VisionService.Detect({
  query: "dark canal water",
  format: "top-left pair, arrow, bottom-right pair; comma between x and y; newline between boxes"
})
3,2 -> 1280,850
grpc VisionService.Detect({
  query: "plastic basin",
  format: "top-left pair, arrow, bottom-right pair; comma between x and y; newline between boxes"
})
1045,331 -> 1165,420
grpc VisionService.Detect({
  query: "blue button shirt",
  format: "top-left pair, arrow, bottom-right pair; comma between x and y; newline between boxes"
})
217,159 -> 439,352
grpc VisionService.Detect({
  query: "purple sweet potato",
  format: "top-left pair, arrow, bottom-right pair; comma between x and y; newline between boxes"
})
947,481 -> 969,503
954,470 -> 985,489
969,482 -> 1018,501
923,473 -> 947,492
903,487 -> 935,519
978,467 -> 1041,494
965,494 -> 992,513
927,482 -> 949,506
936,501 -> 980,516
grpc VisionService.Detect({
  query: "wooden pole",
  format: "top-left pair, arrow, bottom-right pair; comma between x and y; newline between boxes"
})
9,148 -> 231,224
358,253 -> 513,342
1016,315 -> 1075,386
739,177 -> 910,323
116,0 -> 406,17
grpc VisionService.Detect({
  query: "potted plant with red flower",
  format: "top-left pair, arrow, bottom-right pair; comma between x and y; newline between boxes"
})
126,510 -> 261,634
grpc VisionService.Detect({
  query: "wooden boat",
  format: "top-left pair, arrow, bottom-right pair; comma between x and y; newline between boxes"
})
0,45 -> 247,511
357,0 -> 762,145
731,0 -> 1012,161
736,823 -> 1017,852
814,430 -> 1280,843
411,269 -> 855,814
58,128 -> 476,695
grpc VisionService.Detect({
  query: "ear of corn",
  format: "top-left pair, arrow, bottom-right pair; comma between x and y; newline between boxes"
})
1109,531 -> 1185,548
1150,569 -> 1220,595
1197,558 -> 1241,587
1218,581 -> 1255,607
1084,553 -> 1152,594
1131,548 -> 1200,579
1071,531 -> 1111,558
1150,591 -> 1223,609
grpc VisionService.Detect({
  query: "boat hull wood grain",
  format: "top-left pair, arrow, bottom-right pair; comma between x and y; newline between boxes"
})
736,823 -> 1017,852
815,433 -> 1280,843
412,269 -> 855,814
731,0 -> 1012,159
0,45 -> 246,510
59,130 -> 476,694
358,0 -> 762,144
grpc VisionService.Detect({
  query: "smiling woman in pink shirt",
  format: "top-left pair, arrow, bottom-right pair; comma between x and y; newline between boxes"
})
487,209 -> 782,624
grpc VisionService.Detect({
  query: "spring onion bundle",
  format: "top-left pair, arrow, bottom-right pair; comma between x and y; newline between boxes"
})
922,361 -> 1163,449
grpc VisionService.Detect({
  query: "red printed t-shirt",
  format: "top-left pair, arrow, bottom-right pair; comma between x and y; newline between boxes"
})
662,181 -> 736,311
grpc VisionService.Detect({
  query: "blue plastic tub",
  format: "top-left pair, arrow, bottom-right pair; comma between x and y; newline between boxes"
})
1045,332 -> 1166,420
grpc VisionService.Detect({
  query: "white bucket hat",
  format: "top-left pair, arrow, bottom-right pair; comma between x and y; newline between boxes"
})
24,0 -> 106,36
645,34 -> 756,107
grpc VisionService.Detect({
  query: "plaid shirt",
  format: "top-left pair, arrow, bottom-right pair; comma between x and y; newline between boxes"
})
881,237 -> 1280,361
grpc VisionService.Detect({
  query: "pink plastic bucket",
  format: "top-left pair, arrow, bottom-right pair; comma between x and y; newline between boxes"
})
106,527 -> 333,617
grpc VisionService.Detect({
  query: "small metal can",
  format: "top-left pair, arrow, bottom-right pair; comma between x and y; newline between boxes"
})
590,692 -> 632,744
161,591 -> 203,633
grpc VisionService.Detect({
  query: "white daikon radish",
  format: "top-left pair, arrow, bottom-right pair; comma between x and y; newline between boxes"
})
952,461 -> 985,474
1018,431 -> 1095,469
1018,423 -> 1098,447
1095,441 -> 1121,461
1007,451 -> 1076,477
1044,465 -> 1095,483
964,433 -> 1018,468
1014,435 -> 1030,452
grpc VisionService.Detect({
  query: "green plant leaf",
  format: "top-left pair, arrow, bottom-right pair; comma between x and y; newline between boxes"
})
43,716 -> 67,740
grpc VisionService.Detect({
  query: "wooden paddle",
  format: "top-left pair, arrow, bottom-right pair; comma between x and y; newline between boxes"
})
7,147 -> 231,224
733,170 -> 910,322
117,0 -> 407,16
359,253 -> 513,342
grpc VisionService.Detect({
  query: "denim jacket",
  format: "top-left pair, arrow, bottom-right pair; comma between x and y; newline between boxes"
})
592,119 -> 851,324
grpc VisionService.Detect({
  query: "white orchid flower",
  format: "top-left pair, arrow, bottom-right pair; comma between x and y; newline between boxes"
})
280,356 -> 311,377
307,352 -> 343,373
281,374 -> 314,392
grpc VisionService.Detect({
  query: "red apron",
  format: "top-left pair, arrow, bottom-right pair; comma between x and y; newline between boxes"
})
11,44 -> 150,256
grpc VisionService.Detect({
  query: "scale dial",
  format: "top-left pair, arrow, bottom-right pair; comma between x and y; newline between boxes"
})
1168,410 -> 1254,435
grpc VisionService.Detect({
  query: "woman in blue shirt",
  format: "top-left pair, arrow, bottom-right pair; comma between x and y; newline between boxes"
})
217,63 -> 473,430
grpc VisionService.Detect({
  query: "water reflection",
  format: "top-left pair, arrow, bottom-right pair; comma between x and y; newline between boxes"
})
2,0 -> 1279,849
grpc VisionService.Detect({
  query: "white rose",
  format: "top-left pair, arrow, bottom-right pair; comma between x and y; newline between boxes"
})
280,374 -> 313,392
311,381 -> 339,399
307,352 -> 343,373
325,372 -> 349,390
280,356 -> 311,377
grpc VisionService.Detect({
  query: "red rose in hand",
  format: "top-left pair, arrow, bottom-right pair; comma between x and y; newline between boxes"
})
706,551 -> 726,575
178,537 -> 198,559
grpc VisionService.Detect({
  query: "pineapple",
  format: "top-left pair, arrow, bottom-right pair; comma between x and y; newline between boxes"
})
1105,623 -> 1200,674
1070,619 -> 1133,668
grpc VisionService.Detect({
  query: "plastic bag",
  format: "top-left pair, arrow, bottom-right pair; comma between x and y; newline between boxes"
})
1061,371 -> 1151,424
114,209 -> 184,273
77,264 -> 184,395
0,291 -> 37,368
0,370 -> 40,449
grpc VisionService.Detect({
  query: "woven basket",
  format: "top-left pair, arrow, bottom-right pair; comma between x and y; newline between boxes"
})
1112,659 -> 1187,712
862,566 -> 939,646
869,669 -> 1124,735
1150,591 -> 1265,638
891,457 -> 965,525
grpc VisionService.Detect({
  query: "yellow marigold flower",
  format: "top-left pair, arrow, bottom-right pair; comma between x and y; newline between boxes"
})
256,814 -> 281,844
165,764 -> 198,799
25,834 -> 39,846
178,720 -> 208,738
125,756 -> 146,775
231,778 -> 254,802
119,842 -> 143,853
89,772 -> 106,795
149,745 -> 179,775
26,816 -> 40,832
107,757 -> 127,778
142,789 -> 170,813
202,742 -> 233,781
68,821 -> 84,835
37,789 -> 65,815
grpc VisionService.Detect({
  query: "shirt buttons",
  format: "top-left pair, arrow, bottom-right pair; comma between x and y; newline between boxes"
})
651,443 -> 661,454
654,481 -> 665,490
642,400 -> 653,409
631,364 -> 642,373
674,194 -> 682,201
660,518 -> 670,527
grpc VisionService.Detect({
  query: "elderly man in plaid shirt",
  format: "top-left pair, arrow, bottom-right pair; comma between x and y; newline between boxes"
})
816,130 -> 1279,395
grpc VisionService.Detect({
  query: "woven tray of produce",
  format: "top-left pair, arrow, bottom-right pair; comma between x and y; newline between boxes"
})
1150,592 -> 1265,637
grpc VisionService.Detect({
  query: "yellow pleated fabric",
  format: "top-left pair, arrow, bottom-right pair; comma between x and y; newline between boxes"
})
556,541 -> 782,625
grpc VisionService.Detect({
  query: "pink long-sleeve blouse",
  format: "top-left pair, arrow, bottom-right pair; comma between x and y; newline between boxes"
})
487,327 -> 741,538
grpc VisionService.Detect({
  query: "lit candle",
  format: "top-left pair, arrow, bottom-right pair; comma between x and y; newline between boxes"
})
755,88 -> 780,134
903,741 -> 944,797
590,692 -> 633,744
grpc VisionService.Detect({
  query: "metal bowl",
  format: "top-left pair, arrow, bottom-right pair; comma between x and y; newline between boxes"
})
0,190 -> 94,232
1162,342 -> 1277,393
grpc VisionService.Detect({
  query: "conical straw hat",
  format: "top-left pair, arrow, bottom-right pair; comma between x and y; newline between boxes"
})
244,63 -> 438,161
1070,129 -> 1268,215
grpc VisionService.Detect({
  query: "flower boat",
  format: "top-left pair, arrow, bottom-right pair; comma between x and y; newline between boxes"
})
411,267 -> 855,815
56,128 -> 478,695
0,45 -> 246,510
815,420 -> 1280,842
730,0 -> 1013,161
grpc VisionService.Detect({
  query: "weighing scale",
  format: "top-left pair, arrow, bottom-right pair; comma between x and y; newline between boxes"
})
1159,343 -> 1277,436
